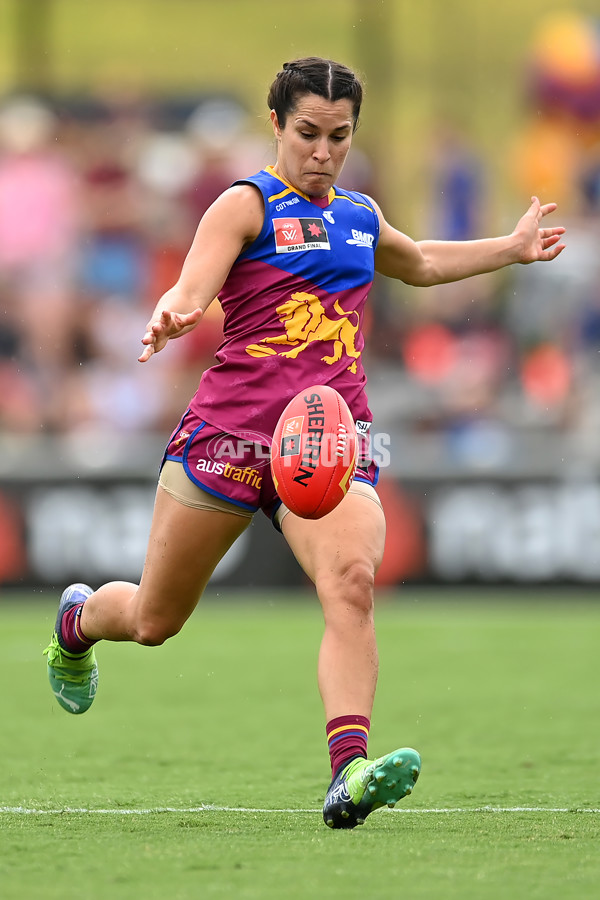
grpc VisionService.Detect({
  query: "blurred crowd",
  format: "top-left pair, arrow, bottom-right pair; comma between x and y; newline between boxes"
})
1,11 -> 600,472
374,10 -> 600,469
0,89 -> 272,438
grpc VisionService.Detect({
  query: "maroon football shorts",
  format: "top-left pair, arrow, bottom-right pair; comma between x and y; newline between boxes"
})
161,407 -> 378,522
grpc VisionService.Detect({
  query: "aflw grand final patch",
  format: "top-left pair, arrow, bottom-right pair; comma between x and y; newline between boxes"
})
273,218 -> 330,253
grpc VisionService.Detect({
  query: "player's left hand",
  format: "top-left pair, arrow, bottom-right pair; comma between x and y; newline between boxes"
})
512,196 -> 566,264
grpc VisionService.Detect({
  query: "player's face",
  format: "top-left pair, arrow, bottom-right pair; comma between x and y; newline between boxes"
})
271,95 -> 354,197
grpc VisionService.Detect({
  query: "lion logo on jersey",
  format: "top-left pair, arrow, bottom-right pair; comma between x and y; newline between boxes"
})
245,291 -> 361,373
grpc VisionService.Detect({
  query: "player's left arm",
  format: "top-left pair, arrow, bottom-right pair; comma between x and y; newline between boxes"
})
372,195 -> 566,287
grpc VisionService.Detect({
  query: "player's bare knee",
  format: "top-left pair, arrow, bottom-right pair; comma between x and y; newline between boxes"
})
319,561 -> 376,617
132,619 -> 182,646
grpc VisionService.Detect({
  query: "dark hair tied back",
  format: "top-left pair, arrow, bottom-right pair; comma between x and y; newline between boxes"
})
268,57 -> 363,132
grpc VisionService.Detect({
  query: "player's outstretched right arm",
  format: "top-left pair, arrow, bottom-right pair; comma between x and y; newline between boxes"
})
138,184 -> 264,362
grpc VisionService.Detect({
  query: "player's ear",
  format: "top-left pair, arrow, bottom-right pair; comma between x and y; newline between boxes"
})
270,109 -> 282,140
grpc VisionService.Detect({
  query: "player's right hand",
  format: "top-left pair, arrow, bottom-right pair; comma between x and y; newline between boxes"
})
138,307 -> 203,362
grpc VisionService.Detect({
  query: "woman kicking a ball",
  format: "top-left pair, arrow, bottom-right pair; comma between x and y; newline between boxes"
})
44,57 -> 565,828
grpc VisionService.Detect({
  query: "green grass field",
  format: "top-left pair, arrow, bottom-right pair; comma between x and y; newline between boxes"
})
1,589 -> 599,899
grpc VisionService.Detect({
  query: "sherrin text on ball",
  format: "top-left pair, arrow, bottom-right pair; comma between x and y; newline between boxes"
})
271,385 -> 358,519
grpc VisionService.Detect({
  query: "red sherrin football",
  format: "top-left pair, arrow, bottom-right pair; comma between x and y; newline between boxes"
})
271,385 -> 358,519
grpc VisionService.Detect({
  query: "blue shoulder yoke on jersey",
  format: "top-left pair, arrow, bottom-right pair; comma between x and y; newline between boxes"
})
234,167 -> 380,294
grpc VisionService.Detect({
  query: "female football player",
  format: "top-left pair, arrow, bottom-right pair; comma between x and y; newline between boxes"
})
45,57 -> 565,828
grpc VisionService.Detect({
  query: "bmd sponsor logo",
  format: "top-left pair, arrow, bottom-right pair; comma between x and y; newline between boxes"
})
346,229 -> 374,248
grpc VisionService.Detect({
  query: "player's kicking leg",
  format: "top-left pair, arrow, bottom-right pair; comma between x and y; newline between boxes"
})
282,485 -> 421,828
322,747 -> 421,828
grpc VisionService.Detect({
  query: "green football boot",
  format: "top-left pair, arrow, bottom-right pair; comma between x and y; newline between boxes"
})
43,584 -> 98,715
323,747 -> 421,828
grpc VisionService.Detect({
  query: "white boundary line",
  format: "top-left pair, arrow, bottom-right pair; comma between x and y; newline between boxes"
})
1,805 -> 599,815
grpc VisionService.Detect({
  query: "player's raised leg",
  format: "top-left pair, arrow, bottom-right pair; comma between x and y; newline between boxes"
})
44,485 -> 249,713
281,486 -> 421,827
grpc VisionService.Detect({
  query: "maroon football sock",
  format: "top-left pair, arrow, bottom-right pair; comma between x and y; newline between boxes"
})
60,604 -> 97,654
326,714 -> 370,776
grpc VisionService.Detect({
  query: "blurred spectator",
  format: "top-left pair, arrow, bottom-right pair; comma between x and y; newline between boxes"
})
58,297 -> 175,434
0,95 -> 80,430
428,123 -> 484,241
510,11 -> 600,212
